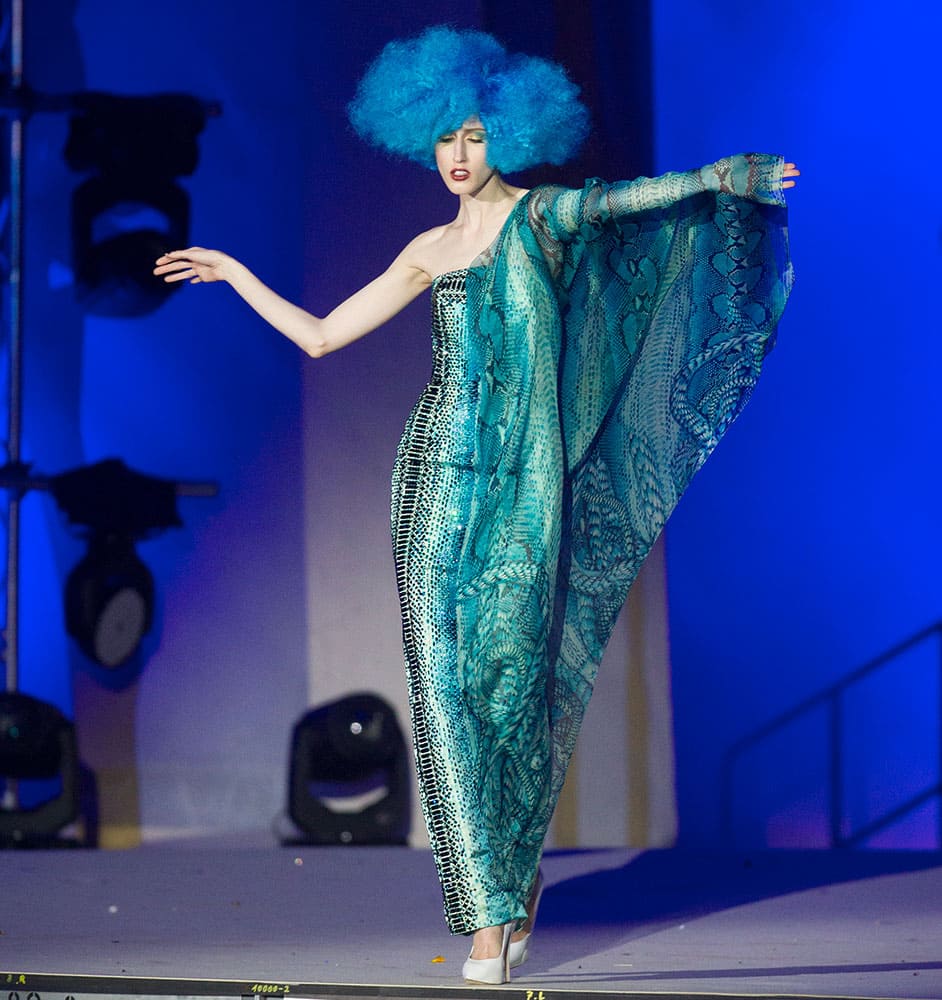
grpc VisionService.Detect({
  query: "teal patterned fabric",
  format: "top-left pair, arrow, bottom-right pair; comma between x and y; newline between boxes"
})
392,154 -> 793,934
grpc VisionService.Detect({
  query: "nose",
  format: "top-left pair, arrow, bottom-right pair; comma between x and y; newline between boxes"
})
453,137 -> 467,162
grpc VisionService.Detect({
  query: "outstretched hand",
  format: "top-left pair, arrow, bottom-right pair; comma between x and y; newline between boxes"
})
154,247 -> 231,284
782,162 -> 800,189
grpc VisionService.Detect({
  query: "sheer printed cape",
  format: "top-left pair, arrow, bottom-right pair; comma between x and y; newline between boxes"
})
452,154 -> 792,871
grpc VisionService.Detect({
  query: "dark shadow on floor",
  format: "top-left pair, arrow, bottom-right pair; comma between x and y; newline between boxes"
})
524,847 -> 942,975
542,847 -> 941,926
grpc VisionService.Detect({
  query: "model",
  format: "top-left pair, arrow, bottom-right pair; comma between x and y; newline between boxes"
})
155,25 -> 798,985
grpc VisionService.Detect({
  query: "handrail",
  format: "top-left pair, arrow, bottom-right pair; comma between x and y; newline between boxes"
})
721,620 -> 942,848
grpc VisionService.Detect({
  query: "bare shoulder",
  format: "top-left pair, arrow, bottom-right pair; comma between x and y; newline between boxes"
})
395,225 -> 450,280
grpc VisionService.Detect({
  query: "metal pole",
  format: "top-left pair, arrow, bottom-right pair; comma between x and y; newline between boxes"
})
1,0 -> 23,812
4,0 -> 23,695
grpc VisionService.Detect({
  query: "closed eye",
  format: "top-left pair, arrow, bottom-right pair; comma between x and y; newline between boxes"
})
436,131 -> 487,144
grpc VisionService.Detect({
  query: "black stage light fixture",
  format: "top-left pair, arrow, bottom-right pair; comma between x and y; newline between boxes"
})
50,459 -> 182,669
64,92 -> 212,317
287,692 -> 410,845
0,692 -> 79,846
70,174 -> 189,317
64,531 -> 155,669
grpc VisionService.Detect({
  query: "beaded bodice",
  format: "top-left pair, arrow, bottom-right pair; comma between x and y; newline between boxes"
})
397,269 -> 478,468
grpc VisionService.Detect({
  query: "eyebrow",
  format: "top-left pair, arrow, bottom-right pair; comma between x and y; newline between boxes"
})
439,127 -> 487,136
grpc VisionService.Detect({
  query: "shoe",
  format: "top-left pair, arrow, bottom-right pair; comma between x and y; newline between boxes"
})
462,921 -> 513,985
508,868 -> 544,969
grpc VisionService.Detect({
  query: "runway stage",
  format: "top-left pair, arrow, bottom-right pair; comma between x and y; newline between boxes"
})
3,838 -> 941,1000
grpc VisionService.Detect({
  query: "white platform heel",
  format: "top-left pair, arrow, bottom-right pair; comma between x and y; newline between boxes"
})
462,921 -> 513,984
508,869 -> 545,969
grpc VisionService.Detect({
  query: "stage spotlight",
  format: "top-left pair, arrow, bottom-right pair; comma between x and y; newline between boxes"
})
0,692 -> 79,846
64,92 -> 212,316
70,174 -> 189,317
287,693 -> 410,845
51,459 -> 181,668
64,532 -> 155,668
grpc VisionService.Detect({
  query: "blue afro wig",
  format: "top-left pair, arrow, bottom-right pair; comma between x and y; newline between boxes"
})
348,26 -> 590,174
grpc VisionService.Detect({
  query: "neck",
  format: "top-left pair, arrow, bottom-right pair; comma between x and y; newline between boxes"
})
453,173 -> 522,228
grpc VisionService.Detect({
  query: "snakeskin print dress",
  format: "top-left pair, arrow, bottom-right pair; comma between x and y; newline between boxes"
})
390,269 -> 503,934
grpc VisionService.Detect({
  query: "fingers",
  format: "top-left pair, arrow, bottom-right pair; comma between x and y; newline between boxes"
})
159,268 -> 196,283
153,258 -> 198,282
780,162 -> 800,191
153,257 -> 188,272
154,247 -> 213,268
156,248 -> 197,263
153,248 -> 214,284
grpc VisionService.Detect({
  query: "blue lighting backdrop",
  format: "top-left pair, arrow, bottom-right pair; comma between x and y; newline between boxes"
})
654,0 -> 942,846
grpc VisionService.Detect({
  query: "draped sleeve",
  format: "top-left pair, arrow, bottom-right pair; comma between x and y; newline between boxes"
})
532,152 -> 793,474
455,154 -> 793,799
538,154 -> 787,243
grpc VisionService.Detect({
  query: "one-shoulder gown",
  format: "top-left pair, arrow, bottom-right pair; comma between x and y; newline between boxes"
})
391,269 -> 500,932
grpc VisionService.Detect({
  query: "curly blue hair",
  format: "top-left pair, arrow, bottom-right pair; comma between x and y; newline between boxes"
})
348,26 -> 590,174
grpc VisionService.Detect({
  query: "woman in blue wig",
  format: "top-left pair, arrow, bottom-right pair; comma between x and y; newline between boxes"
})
156,25 -> 797,985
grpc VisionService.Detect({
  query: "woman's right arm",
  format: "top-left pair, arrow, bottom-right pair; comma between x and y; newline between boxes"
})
154,246 -> 431,357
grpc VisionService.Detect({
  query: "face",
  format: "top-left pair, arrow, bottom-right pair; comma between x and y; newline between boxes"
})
434,116 -> 497,195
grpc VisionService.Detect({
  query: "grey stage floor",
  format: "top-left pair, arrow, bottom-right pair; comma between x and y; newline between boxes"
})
2,836 -> 941,999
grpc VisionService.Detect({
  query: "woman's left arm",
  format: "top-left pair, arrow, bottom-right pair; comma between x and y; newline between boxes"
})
541,153 -> 799,240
